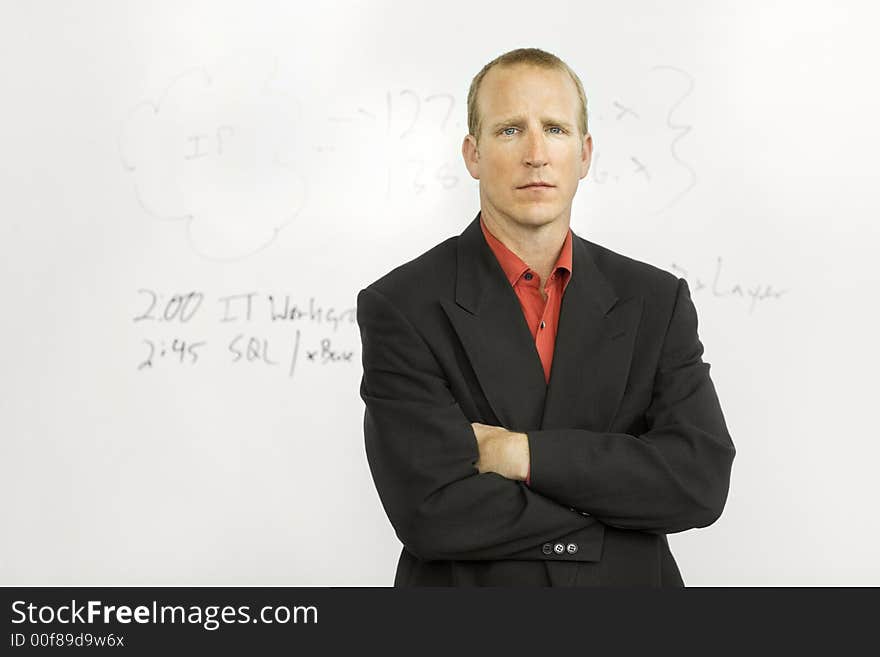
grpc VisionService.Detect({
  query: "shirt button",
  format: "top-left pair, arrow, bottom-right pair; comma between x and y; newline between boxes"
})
553,543 -> 565,554
524,272 -> 533,280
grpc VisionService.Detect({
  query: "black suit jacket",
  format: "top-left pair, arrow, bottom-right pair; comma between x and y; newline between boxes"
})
357,212 -> 735,586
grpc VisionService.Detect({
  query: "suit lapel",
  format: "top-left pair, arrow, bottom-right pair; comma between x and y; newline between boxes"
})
440,213 -> 547,431
540,230 -> 643,433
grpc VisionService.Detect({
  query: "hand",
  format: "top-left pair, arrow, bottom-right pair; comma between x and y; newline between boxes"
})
470,422 -> 530,481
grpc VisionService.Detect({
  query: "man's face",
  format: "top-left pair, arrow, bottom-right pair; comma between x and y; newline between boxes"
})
462,63 -> 592,230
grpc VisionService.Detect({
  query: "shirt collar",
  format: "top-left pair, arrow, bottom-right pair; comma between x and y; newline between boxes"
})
480,214 -> 573,289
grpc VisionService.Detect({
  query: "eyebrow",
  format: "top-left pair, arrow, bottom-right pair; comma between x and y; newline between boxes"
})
489,115 -> 575,132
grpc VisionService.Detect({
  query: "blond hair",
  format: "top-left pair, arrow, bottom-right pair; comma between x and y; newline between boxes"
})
467,47 -> 588,145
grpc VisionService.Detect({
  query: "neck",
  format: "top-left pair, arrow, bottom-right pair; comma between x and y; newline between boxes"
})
480,207 -> 570,285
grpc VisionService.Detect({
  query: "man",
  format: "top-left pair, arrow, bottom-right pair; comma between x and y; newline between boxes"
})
356,48 -> 735,586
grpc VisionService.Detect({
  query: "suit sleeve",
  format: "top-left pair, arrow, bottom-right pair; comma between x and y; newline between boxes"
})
526,277 -> 736,535
358,286 -> 597,562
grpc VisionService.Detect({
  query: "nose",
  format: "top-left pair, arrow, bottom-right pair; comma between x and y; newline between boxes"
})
523,129 -> 549,167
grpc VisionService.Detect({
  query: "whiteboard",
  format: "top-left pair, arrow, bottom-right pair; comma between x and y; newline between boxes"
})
2,0 -> 879,585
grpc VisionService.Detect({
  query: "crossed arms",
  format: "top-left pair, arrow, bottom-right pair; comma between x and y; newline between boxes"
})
357,278 -> 735,562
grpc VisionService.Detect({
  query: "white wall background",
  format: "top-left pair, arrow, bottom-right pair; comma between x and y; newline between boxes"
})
2,0 -> 878,585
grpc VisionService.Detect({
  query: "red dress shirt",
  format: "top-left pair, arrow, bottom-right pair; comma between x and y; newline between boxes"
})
480,215 -> 573,486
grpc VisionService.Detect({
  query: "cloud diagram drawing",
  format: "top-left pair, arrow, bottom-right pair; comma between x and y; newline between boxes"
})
119,53 -> 306,261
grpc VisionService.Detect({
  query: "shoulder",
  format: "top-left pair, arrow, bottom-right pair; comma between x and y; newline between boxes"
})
358,235 -> 458,315
578,234 -> 680,300
577,236 -> 695,344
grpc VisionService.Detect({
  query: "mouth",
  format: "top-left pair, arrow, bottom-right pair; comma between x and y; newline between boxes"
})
517,183 -> 555,189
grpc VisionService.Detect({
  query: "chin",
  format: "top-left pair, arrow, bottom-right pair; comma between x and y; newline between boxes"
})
510,205 -> 561,226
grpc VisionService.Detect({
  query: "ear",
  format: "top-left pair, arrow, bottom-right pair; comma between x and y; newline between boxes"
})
462,133 -> 481,180
579,132 -> 593,180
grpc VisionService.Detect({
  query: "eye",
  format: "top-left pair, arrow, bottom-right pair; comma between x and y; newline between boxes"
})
501,127 -> 519,136
548,126 -> 565,134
